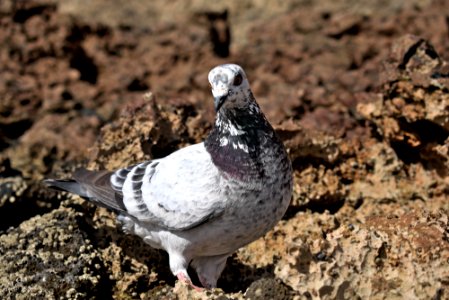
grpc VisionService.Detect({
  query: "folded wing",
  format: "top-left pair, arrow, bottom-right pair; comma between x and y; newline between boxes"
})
69,143 -> 224,231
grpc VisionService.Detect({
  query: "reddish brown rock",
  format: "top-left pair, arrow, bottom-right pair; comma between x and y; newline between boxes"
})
1,0 -> 449,299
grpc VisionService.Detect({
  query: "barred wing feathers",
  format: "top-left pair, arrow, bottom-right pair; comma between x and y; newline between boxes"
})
71,143 -> 224,231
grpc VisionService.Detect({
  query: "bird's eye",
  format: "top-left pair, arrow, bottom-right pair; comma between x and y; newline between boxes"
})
233,73 -> 243,86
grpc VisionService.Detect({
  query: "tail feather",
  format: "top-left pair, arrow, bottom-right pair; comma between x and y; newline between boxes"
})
43,179 -> 88,197
44,168 -> 127,213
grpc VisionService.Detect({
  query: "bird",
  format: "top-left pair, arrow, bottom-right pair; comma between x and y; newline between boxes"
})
45,64 -> 293,289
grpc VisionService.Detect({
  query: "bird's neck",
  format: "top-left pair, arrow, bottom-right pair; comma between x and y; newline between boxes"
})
204,100 -> 276,179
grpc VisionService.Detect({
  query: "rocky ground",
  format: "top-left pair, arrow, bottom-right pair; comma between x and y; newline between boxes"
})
0,0 -> 448,299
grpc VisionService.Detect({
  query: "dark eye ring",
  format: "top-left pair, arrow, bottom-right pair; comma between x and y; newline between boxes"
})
233,73 -> 243,86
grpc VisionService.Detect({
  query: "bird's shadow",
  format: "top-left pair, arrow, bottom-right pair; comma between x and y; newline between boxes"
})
85,211 -> 276,294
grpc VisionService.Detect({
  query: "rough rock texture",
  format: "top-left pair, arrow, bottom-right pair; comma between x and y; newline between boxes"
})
358,35 -> 449,175
0,205 -> 112,299
87,93 -> 209,171
275,210 -> 449,299
1,0 -> 449,299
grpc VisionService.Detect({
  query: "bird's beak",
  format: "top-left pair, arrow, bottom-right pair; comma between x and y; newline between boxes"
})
214,94 -> 227,111
212,86 -> 229,111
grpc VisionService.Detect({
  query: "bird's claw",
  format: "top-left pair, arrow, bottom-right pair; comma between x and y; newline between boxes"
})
176,272 -> 203,291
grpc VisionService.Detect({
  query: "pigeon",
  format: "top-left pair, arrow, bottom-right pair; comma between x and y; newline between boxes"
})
45,64 -> 293,289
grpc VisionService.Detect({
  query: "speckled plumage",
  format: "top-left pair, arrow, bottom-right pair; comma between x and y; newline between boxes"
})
45,64 -> 293,288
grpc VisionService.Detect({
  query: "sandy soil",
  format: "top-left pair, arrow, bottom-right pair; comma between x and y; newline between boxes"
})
0,0 -> 448,299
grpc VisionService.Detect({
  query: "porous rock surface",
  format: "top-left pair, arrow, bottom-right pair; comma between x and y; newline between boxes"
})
0,205 -> 111,299
1,0 -> 449,299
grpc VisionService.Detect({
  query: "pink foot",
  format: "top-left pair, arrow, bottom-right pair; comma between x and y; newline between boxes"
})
176,272 -> 203,291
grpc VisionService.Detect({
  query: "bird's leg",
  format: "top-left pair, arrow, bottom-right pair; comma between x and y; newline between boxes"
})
170,253 -> 203,290
176,271 -> 203,291
198,274 -> 213,289
191,254 -> 229,289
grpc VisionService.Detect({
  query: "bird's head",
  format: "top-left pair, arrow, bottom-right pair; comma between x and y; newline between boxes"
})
208,64 -> 251,112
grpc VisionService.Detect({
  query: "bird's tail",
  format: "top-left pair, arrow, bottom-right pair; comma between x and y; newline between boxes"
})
43,179 -> 88,198
44,169 -> 126,213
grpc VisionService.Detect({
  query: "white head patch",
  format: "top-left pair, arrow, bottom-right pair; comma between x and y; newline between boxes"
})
208,64 -> 250,102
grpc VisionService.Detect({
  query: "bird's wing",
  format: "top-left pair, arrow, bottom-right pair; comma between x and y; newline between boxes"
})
107,142 -> 225,230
